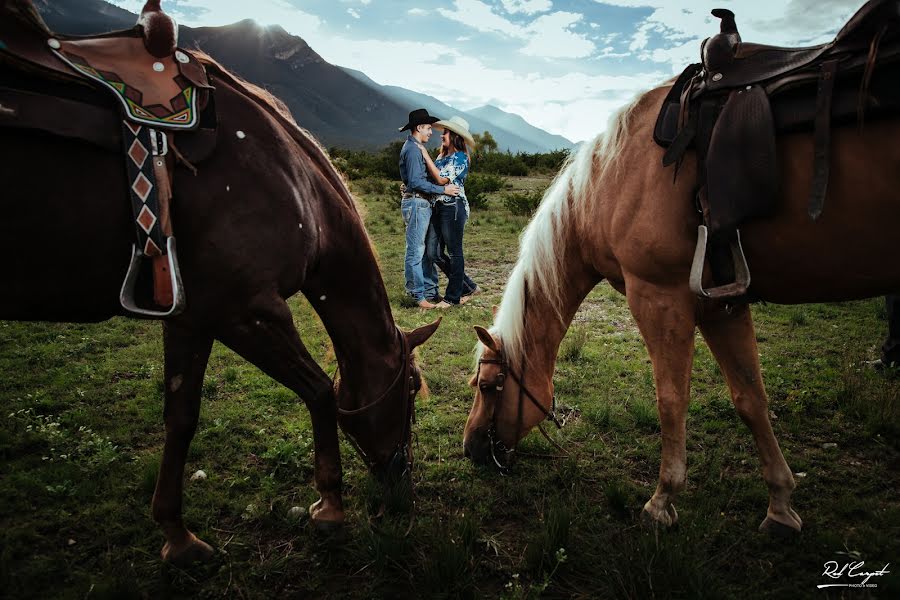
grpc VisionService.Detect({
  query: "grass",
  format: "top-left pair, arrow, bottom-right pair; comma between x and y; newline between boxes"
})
1,175 -> 898,598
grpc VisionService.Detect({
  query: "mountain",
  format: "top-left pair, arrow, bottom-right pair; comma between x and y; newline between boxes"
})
34,0 -> 571,152
467,105 -> 573,152
341,67 -> 569,153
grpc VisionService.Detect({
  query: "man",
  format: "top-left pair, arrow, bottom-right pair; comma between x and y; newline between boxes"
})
398,109 -> 459,308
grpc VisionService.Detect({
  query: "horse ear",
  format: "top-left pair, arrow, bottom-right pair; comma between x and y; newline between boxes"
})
406,318 -> 441,349
491,305 -> 499,317
474,325 -> 499,353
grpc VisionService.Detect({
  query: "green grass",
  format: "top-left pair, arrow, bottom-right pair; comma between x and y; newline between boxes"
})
1,175 -> 898,598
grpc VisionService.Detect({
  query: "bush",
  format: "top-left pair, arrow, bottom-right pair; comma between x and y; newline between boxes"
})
502,190 -> 543,216
465,172 -> 505,211
474,151 -> 529,176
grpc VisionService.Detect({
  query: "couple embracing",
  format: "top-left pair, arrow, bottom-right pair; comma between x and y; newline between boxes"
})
398,108 -> 479,309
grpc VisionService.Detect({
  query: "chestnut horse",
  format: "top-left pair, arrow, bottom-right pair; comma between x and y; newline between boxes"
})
463,83 -> 900,534
0,1 -> 438,565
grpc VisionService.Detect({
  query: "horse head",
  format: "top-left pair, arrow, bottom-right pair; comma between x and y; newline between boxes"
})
464,325 -> 554,472
336,319 -> 440,485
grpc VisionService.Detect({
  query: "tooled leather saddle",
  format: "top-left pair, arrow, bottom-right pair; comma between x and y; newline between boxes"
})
0,0 -> 218,317
654,0 -> 900,299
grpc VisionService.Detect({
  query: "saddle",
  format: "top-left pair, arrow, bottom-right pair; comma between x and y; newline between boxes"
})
0,0 -> 218,318
654,0 -> 900,299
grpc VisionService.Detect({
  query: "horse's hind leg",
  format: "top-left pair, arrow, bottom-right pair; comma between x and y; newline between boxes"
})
152,322 -> 215,565
626,280 -> 697,527
216,294 -> 344,528
698,304 -> 802,535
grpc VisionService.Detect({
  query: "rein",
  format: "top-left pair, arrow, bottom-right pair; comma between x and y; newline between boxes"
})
336,329 -> 416,476
477,281 -> 567,474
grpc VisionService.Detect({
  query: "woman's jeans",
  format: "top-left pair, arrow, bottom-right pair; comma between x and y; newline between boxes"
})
401,197 -> 438,301
431,198 -> 472,304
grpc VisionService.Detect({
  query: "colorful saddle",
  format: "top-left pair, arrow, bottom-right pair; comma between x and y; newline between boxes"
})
0,0 -> 217,318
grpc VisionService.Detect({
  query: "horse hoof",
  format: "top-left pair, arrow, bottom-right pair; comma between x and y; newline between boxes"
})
641,500 -> 678,528
161,532 -> 214,566
759,514 -> 802,537
309,499 -> 344,532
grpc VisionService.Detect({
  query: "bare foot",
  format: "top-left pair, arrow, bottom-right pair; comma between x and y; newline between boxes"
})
417,299 -> 436,309
434,301 -> 453,309
459,295 -> 471,305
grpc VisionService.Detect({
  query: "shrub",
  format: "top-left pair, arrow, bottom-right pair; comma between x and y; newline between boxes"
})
502,190 -> 543,216
465,172 -> 505,211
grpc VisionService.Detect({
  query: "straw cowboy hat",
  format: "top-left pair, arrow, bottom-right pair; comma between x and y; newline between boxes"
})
434,116 -> 476,148
398,108 -> 440,132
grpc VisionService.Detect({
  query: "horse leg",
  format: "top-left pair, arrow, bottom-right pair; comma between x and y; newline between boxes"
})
152,322 -> 215,565
698,304 -> 802,535
216,295 -> 344,528
626,280 -> 697,527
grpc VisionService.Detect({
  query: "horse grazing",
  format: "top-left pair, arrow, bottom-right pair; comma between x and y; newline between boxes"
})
464,3 -> 900,535
0,1 -> 438,565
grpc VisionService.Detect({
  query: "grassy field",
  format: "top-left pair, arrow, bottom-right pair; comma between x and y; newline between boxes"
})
1,174 -> 898,599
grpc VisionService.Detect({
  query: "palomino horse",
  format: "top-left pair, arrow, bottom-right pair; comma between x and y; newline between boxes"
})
0,1 -> 438,565
463,71 -> 900,534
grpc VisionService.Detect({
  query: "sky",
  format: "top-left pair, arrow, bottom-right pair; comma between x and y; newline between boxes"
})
110,0 -> 865,143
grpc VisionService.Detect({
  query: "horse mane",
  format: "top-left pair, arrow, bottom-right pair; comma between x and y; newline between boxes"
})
191,52 -> 359,214
3,0 -> 52,35
477,90 -> 648,367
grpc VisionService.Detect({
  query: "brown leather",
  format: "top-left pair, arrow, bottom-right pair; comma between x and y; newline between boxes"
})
704,0 -> 900,92
809,59 -> 838,220
137,1 -> 177,58
56,36 -> 210,110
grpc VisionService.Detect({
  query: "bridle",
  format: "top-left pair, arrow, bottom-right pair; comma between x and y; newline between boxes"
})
474,280 -> 568,473
476,346 -> 565,474
336,328 -> 417,480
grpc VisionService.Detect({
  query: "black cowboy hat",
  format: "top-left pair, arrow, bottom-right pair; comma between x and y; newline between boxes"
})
398,108 -> 440,132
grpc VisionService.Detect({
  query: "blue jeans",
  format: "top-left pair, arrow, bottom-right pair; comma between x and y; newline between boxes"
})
401,197 -> 438,301
431,198 -> 474,304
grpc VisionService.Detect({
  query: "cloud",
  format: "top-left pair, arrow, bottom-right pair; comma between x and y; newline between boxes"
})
500,0 -> 553,15
437,0 -> 594,59
437,0 -> 524,38
347,8 -> 360,19
109,0 -> 322,33
302,30 -> 663,141
407,8 -> 429,16
593,0 -> 861,71
521,12 -> 595,59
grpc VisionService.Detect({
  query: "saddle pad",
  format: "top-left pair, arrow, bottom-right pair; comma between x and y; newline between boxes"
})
50,36 -> 200,129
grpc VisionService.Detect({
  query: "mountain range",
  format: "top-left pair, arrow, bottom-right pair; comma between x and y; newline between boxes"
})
34,0 -> 574,152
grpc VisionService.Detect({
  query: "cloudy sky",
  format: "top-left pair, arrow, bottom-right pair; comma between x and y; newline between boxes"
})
111,0 -> 864,142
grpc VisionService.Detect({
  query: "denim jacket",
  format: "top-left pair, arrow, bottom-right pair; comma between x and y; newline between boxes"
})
399,135 -> 444,197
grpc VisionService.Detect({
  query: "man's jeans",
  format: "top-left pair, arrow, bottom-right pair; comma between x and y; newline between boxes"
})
401,197 -> 438,301
432,198 -> 474,304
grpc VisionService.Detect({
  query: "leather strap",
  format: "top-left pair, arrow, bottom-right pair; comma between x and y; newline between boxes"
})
0,86 -> 119,151
809,59 -> 838,220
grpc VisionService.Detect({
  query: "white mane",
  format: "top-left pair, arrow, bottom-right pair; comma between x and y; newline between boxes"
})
475,96 -> 641,367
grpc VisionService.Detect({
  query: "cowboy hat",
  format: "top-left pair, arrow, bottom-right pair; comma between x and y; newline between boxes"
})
434,116 -> 476,148
398,108 -> 440,132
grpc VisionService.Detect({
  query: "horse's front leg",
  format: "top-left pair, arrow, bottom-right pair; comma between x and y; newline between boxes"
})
152,321 -> 215,565
625,279 -> 697,527
216,295 -> 344,528
699,304 -> 801,535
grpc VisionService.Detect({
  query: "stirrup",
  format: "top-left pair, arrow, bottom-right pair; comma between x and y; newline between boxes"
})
119,236 -> 186,318
689,225 -> 751,299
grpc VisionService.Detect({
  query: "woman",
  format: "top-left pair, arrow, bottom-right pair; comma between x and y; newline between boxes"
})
418,116 -> 479,308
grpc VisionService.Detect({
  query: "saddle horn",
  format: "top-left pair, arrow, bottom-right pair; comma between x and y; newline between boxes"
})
711,9 -> 738,35
137,0 -> 177,58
